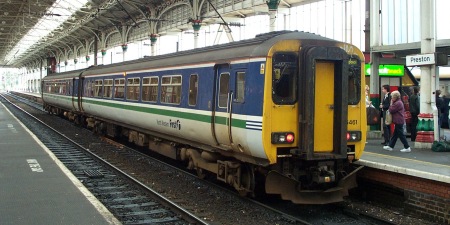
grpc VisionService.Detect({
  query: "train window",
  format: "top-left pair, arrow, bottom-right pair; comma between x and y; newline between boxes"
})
142,76 -> 158,102
236,72 -> 245,102
67,81 -> 73,95
272,52 -> 298,104
60,82 -> 66,95
104,79 -> 113,98
50,82 -> 58,94
161,75 -> 182,104
94,80 -> 103,97
89,80 -> 94,97
114,78 -> 125,99
84,80 -> 91,97
127,78 -> 140,101
218,73 -> 230,108
348,60 -> 362,105
188,74 -> 198,106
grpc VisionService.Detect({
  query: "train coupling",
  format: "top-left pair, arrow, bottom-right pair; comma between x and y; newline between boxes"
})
311,166 -> 336,183
265,166 -> 364,204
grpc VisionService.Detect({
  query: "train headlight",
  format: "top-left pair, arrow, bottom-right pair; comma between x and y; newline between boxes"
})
271,132 -> 295,144
346,131 -> 362,142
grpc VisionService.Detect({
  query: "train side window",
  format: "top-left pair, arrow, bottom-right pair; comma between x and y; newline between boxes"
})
348,60 -> 361,105
218,73 -> 230,108
67,80 -> 72,95
272,52 -> 298,104
236,72 -> 245,102
104,79 -> 113,98
89,80 -> 94,97
127,78 -> 140,101
60,82 -> 66,95
114,78 -> 125,99
94,80 -> 103,98
142,76 -> 158,102
161,75 -> 182,104
188,74 -> 198,106
84,80 -> 90,97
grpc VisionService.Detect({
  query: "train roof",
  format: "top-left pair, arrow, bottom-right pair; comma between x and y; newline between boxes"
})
43,30 -> 345,80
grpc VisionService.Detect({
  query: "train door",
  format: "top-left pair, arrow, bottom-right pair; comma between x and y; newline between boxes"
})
212,64 -> 234,149
299,46 -> 349,160
314,61 -> 335,151
71,78 -> 80,111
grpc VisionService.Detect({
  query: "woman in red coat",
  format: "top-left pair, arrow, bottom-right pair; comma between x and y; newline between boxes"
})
383,90 -> 411,152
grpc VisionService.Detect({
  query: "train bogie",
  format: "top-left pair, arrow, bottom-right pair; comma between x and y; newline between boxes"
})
42,31 -> 366,204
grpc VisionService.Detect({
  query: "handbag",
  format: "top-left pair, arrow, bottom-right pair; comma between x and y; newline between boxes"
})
366,106 -> 379,125
385,110 -> 392,125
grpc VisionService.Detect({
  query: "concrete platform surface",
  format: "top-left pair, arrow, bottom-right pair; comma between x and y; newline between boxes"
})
0,101 -> 119,225
358,137 -> 450,183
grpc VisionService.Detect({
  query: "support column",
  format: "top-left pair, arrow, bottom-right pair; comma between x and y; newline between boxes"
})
121,44 -> 128,62
150,34 -> 158,56
266,0 -> 280,32
415,0 -> 436,148
39,60 -> 43,94
101,49 -> 107,65
74,58 -> 78,70
192,20 -> 201,49
369,0 -> 381,137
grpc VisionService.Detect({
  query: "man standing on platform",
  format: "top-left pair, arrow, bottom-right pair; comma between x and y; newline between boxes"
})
380,85 -> 391,146
409,86 -> 420,142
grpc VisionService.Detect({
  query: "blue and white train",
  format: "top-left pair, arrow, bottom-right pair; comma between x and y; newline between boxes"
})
42,31 -> 366,204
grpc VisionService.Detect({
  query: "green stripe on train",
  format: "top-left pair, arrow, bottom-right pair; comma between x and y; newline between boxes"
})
44,94 -> 247,128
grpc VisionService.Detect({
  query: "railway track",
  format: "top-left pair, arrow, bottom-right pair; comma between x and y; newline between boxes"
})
3,92 -> 404,225
1,93 -> 207,225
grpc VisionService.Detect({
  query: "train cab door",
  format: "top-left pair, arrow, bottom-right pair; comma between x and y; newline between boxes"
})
212,64 -> 235,149
299,46 -> 349,160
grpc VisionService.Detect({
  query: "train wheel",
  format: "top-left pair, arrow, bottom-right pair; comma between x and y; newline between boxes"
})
196,168 -> 206,179
238,165 -> 255,197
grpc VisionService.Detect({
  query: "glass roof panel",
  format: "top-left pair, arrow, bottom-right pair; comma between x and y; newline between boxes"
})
5,0 -> 89,62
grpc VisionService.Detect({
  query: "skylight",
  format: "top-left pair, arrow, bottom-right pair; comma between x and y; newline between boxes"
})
4,0 -> 89,64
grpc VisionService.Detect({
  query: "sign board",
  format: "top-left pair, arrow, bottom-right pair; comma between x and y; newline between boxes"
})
365,64 -> 404,77
406,53 -> 435,66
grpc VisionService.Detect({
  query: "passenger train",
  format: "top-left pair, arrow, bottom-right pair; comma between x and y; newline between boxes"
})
42,31 -> 366,204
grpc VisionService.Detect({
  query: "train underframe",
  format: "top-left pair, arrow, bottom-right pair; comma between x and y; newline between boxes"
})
45,104 -> 361,204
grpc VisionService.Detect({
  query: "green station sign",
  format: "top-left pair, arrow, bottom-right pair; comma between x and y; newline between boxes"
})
365,64 -> 404,77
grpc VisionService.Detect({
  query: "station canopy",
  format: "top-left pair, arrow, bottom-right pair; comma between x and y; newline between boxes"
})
0,0 -> 168,68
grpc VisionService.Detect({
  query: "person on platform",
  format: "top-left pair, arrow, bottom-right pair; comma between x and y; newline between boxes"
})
365,85 -> 372,107
409,86 -> 420,142
380,84 -> 391,145
436,90 -> 445,129
383,90 -> 411,152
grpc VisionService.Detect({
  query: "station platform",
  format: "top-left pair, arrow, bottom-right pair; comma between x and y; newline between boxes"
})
358,137 -> 450,184
0,100 -> 119,224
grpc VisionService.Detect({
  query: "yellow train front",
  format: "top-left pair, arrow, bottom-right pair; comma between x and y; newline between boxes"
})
260,35 -> 366,204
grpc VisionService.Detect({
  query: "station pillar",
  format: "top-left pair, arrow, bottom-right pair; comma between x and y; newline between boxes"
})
416,113 -> 434,148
